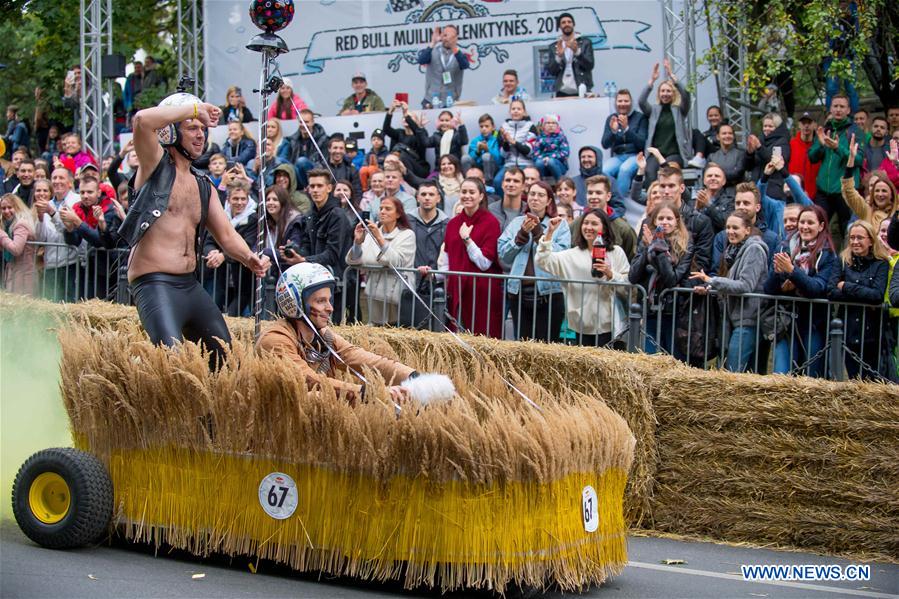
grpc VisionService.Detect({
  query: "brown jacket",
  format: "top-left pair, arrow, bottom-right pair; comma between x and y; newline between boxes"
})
841,177 -> 893,232
255,319 -> 414,397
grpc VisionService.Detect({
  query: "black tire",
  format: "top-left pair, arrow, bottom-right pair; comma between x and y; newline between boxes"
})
11,447 -> 113,549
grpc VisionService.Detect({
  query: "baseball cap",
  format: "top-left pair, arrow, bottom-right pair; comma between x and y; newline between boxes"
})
345,140 -> 357,151
76,163 -> 99,177
798,112 -> 814,122
371,128 -> 385,140
351,72 -> 366,81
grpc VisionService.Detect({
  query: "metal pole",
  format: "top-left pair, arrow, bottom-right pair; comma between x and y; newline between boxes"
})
253,52 -> 272,338
627,302 -> 642,353
246,31 -> 288,338
104,0 -> 114,158
79,0 -> 87,145
829,318 -> 846,381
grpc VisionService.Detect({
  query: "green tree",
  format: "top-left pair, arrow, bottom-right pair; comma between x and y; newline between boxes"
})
701,0 -> 898,109
0,0 -> 174,132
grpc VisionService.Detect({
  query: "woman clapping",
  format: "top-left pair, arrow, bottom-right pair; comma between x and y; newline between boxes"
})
345,197 -> 416,325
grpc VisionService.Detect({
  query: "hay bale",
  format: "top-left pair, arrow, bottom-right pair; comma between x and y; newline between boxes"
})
56,320 -> 635,592
649,369 -> 899,560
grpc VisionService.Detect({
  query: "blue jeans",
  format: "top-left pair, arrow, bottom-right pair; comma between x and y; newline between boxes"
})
293,157 -> 316,189
823,57 -> 860,113
480,153 -> 497,184
774,326 -> 825,377
536,157 -> 567,179
726,326 -> 757,373
602,154 -> 639,196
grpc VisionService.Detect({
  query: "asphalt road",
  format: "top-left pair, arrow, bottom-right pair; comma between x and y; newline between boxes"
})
2,521 -> 896,599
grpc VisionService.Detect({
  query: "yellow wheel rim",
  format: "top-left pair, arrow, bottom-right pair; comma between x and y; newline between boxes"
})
28,472 -> 71,524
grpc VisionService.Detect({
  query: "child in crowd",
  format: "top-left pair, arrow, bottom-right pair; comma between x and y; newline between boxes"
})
345,140 -> 365,171
533,113 -> 570,180
466,114 -> 502,185
207,153 -> 227,188
427,110 -> 469,169
360,129 -> 389,190
495,99 -> 537,190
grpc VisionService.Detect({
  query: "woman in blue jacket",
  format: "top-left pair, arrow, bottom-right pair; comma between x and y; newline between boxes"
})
221,121 -> 257,168
498,180 -> 571,342
764,205 -> 836,377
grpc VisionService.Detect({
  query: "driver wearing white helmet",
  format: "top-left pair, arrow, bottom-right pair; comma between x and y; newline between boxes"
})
256,262 -> 417,404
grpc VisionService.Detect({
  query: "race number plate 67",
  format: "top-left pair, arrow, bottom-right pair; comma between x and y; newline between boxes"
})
258,472 -> 299,520
582,485 -> 599,532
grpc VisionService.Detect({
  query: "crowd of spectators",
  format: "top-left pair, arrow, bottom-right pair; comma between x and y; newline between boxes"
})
2,11 -> 899,382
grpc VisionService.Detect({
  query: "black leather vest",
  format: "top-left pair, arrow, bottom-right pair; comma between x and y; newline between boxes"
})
119,152 -> 211,249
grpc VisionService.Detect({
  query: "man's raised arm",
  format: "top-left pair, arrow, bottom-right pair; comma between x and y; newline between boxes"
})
131,102 -> 222,178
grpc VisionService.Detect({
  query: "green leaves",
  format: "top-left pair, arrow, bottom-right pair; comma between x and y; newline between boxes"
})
701,0 -> 897,107
0,0 -> 172,129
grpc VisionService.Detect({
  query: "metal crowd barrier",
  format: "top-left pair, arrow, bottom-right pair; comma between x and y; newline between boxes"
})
1,242 -> 279,318
340,265 -> 648,350
7,241 -> 894,383
0,241 -> 129,304
653,287 -> 897,382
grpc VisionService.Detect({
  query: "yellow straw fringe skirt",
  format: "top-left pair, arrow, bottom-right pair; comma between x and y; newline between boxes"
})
101,445 -> 629,590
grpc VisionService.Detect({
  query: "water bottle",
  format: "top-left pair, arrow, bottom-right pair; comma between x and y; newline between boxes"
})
445,93 -> 454,108
431,95 -> 442,109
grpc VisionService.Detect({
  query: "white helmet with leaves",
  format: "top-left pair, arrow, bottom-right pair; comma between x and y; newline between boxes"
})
275,262 -> 336,320
156,92 -> 203,150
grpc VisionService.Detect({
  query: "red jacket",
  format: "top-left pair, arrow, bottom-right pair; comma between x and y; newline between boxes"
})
788,132 -> 820,199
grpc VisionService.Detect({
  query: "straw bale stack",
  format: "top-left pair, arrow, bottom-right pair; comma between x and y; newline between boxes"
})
649,368 -> 899,560
56,319 -> 635,592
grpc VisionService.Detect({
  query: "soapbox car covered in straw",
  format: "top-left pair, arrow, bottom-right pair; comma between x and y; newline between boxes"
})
12,319 -> 634,592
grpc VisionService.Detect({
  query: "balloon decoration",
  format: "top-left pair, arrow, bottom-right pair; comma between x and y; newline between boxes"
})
248,0 -> 295,33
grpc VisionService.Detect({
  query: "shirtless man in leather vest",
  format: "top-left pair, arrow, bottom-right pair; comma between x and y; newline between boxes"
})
123,93 -> 270,366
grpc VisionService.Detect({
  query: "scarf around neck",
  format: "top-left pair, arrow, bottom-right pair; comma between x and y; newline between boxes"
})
793,238 -> 818,272
724,239 -> 744,269
225,198 -> 258,228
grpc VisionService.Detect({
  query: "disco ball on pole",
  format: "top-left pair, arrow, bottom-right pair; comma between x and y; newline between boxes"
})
248,0 -> 295,33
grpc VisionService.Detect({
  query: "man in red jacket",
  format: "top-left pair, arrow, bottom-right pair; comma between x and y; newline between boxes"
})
788,112 -> 821,200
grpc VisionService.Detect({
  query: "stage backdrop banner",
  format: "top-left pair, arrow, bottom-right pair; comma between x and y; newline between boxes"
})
121,97 -> 611,172
204,0 -> 665,113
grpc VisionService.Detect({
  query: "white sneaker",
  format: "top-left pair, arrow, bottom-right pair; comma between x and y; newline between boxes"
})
687,154 -> 707,169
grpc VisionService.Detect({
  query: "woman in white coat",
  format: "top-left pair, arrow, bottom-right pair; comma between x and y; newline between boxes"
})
535,208 -> 630,347
346,196 -> 416,325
